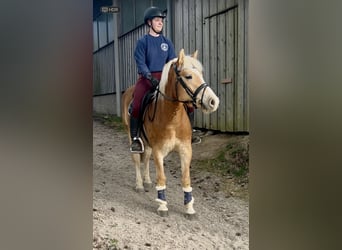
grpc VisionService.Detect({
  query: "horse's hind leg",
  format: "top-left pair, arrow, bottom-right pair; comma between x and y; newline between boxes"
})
142,147 -> 153,191
132,153 -> 144,192
153,151 -> 168,216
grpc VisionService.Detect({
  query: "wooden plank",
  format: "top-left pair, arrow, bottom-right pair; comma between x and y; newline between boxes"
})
245,0 -> 249,131
226,7 -> 235,131
217,0 -> 226,12
183,0 -> 189,52
173,0 -> 183,52
188,0 -> 196,53
209,0 -> 218,130
194,0 -> 203,127
217,0 -> 226,131
194,0 -> 203,58
201,0 -> 210,129
236,0 -> 246,131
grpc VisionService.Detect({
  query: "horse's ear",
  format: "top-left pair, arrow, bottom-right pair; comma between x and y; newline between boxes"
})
177,49 -> 185,66
192,50 -> 198,59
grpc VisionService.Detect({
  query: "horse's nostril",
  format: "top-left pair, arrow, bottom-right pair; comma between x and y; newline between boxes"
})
209,99 -> 215,107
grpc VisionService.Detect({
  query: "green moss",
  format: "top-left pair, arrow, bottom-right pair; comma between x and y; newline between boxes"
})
197,139 -> 249,181
93,113 -> 125,131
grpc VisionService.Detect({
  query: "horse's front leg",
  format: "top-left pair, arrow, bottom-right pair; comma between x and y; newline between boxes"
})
179,144 -> 196,218
153,151 -> 168,216
132,153 -> 144,192
142,147 -> 153,191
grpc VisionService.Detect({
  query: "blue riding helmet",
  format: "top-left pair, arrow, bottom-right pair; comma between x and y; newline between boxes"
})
143,6 -> 166,25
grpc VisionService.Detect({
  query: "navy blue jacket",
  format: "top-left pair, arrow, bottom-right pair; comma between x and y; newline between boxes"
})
134,34 -> 176,78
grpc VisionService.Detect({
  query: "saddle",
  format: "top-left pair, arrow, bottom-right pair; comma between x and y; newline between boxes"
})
128,89 -> 156,118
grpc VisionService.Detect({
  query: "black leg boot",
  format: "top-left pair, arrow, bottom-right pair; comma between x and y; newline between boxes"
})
187,110 -> 201,145
130,117 -> 144,153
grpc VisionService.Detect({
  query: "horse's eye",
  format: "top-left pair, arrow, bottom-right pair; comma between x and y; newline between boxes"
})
185,75 -> 192,80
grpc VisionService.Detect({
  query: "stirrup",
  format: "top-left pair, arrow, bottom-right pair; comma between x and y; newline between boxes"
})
130,137 -> 144,153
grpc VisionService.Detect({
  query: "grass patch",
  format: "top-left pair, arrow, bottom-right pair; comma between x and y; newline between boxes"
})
93,113 -> 125,131
197,138 -> 249,182
107,238 -> 119,250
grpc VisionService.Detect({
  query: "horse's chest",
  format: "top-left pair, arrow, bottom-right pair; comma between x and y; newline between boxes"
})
159,140 -> 175,155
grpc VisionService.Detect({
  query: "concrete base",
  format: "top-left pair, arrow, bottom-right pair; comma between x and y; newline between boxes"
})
93,94 -> 117,115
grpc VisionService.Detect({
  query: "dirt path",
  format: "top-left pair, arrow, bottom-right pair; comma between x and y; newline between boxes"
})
93,120 -> 249,250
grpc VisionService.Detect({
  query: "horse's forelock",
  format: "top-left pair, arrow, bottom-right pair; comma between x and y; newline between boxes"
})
181,56 -> 203,76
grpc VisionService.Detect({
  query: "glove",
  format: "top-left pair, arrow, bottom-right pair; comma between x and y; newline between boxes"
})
146,74 -> 159,87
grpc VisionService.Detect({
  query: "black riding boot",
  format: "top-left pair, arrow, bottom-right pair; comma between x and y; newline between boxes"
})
130,117 -> 144,153
188,110 -> 201,145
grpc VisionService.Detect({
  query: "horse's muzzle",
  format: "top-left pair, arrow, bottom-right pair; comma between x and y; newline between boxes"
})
200,88 -> 219,113
207,96 -> 219,112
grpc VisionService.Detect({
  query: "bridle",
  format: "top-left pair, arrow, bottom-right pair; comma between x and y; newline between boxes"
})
157,63 -> 208,108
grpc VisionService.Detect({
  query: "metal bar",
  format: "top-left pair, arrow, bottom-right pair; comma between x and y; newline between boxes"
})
204,4 -> 238,21
93,92 -> 115,97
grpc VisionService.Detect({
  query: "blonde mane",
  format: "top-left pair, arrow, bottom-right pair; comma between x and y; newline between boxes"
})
158,58 -> 177,93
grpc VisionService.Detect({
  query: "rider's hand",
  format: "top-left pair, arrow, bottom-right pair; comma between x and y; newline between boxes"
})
146,74 -> 159,87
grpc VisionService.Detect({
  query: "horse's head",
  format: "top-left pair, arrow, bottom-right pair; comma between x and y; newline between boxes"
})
170,49 -> 219,113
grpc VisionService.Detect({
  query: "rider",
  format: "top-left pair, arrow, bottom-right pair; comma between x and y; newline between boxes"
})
129,6 -> 201,153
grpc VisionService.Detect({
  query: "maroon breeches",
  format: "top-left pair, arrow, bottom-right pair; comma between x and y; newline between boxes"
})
131,72 -> 162,118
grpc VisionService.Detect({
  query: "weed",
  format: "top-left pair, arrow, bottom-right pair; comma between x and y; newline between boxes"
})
107,238 -> 119,250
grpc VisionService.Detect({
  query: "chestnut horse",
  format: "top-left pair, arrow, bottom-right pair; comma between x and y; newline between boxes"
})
122,49 -> 219,218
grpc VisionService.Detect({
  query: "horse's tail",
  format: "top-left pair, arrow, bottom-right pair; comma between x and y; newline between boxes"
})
121,85 -> 135,132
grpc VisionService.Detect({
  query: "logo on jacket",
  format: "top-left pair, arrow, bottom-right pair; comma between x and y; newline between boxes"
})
161,43 -> 168,51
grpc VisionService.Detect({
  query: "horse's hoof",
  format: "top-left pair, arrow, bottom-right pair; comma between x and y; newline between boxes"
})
135,187 -> 144,193
157,210 -> 169,217
184,213 -> 197,220
143,182 -> 153,191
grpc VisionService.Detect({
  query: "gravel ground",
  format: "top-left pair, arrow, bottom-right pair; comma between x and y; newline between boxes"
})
93,119 -> 249,250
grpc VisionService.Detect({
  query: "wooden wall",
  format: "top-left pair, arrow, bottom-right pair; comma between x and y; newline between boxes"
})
118,25 -> 148,91
93,43 -> 115,95
173,0 -> 248,132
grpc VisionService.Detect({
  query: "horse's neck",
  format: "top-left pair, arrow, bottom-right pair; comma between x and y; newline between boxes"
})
161,74 -> 184,114
157,97 -> 184,119
149,69 -> 187,122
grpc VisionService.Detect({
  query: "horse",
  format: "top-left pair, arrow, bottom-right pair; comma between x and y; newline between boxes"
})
121,49 -> 219,218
